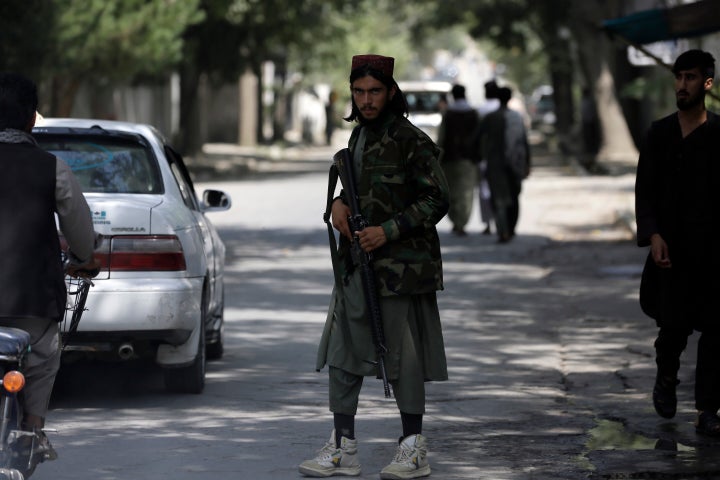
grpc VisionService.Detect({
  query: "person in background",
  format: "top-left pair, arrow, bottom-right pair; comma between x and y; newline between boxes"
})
300,54 -> 449,479
580,87 -> 601,166
0,72 -> 99,459
476,86 -> 530,243
635,49 -> 720,436
476,80 -> 500,235
477,79 -> 500,118
437,84 -> 480,236
325,90 -> 338,146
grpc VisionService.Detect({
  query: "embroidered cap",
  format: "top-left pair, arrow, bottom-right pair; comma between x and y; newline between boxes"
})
351,54 -> 395,77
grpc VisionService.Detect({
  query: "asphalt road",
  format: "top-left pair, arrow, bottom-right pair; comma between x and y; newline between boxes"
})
31,144 -> 720,479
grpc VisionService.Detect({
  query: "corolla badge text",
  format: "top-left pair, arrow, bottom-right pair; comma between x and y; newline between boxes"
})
110,227 -> 147,232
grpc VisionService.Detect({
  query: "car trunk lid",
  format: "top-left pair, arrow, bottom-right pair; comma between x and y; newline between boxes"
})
84,196 -> 163,280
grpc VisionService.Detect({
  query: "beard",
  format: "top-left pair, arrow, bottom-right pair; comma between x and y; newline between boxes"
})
676,90 -> 705,110
357,104 -> 388,125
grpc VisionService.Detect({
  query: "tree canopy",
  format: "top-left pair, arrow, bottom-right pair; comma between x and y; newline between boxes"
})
1,0 -> 670,164
0,1 -> 56,80
0,0 -> 204,115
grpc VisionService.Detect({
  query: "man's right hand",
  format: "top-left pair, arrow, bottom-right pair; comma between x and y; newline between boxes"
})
331,198 -> 352,240
66,256 -> 102,278
650,233 -> 672,268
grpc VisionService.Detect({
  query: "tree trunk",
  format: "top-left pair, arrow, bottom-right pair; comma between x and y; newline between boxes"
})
569,0 -> 638,170
49,76 -> 81,117
535,1 -> 575,155
546,38 -> 575,156
272,57 -> 287,143
594,61 -> 638,163
252,60 -> 265,144
177,61 -> 203,156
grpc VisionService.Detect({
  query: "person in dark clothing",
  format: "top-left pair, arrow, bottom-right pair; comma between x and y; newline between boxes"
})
325,90 -> 338,146
635,49 -> 720,436
0,72 -> 99,461
580,87 -> 601,164
476,87 -> 530,243
477,80 -> 500,235
437,84 -> 480,236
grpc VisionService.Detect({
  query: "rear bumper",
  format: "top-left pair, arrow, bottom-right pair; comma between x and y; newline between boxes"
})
62,277 -> 202,358
66,277 -> 202,331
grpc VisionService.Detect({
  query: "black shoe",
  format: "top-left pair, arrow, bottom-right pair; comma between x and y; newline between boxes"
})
653,375 -> 679,419
654,438 -> 678,451
497,233 -> 512,244
696,411 -> 720,436
34,430 -> 58,462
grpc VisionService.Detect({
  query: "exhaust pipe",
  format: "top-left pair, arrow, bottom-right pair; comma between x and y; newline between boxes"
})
118,343 -> 134,360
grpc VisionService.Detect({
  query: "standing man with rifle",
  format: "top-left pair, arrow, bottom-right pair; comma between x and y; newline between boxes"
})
299,54 -> 450,480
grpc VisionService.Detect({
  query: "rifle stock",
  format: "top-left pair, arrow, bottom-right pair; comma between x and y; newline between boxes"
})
333,148 -> 392,398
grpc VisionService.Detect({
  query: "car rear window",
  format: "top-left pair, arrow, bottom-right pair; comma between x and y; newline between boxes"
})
36,135 -> 162,194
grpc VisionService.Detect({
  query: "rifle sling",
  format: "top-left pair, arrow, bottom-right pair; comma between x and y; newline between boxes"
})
324,164 -> 345,291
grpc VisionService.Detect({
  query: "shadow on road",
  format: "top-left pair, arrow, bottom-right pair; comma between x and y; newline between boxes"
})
45,148 -> 720,478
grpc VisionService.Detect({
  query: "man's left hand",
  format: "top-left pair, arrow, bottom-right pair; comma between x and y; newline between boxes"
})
355,226 -> 387,253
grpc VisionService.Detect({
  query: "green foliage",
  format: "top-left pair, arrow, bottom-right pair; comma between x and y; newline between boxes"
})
330,0 -> 414,77
707,90 -> 720,113
49,0 -> 204,81
229,0 -> 363,67
0,0 -> 56,79
410,0 -> 557,91
196,0 -> 457,122
182,0 -> 245,82
412,0 -> 532,50
0,0 -> 579,132
480,32 -> 549,95
297,0 -> 455,94
183,0 -> 367,86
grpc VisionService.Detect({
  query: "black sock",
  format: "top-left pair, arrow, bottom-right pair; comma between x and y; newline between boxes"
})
333,413 -> 355,447
400,411 -> 422,439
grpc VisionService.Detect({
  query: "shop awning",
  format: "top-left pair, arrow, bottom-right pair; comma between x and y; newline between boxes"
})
603,0 -> 720,45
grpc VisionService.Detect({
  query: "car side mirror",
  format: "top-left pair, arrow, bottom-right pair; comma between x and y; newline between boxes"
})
202,189 -> 232,212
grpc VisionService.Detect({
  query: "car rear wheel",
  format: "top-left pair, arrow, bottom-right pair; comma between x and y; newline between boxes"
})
163,291 -> 207,394
205,328 -> 223,360
163,326 -> 205,394
206,287 -> 224,360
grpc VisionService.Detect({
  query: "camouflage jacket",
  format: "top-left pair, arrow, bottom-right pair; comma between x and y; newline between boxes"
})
338,110 -> 449,296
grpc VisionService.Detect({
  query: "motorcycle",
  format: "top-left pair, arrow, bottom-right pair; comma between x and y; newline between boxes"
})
0,273 -> 93,479
0,326 -> 33,480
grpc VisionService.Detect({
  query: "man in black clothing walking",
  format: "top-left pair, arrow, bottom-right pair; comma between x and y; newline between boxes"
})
635,49 -> 720,436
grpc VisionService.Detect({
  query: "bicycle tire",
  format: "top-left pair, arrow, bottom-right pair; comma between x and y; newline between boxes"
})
67,279 -> 91,335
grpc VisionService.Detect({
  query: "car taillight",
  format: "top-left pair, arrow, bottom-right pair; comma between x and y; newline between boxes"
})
109,235 -> 186,271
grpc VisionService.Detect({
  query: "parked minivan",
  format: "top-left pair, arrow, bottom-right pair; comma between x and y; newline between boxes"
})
397,81 -> 452,141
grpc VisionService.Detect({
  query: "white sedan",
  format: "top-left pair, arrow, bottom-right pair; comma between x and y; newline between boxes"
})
34,118 -> 231,394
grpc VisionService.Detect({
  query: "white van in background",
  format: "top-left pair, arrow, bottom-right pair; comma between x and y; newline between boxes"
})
397,81 -> 452,142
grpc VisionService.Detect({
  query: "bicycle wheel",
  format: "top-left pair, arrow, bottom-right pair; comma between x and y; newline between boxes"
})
67,279 -> 90,335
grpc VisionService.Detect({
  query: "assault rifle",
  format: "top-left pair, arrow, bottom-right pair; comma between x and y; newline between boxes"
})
333,148 -> 392,398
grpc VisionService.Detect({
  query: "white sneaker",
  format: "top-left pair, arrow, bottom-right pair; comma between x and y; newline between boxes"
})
0,468 -> 24,480
379,434 -> 431,479
298,430 -> 361,477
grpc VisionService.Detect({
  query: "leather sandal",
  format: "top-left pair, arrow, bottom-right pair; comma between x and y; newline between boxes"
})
695,411 -> 720,437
